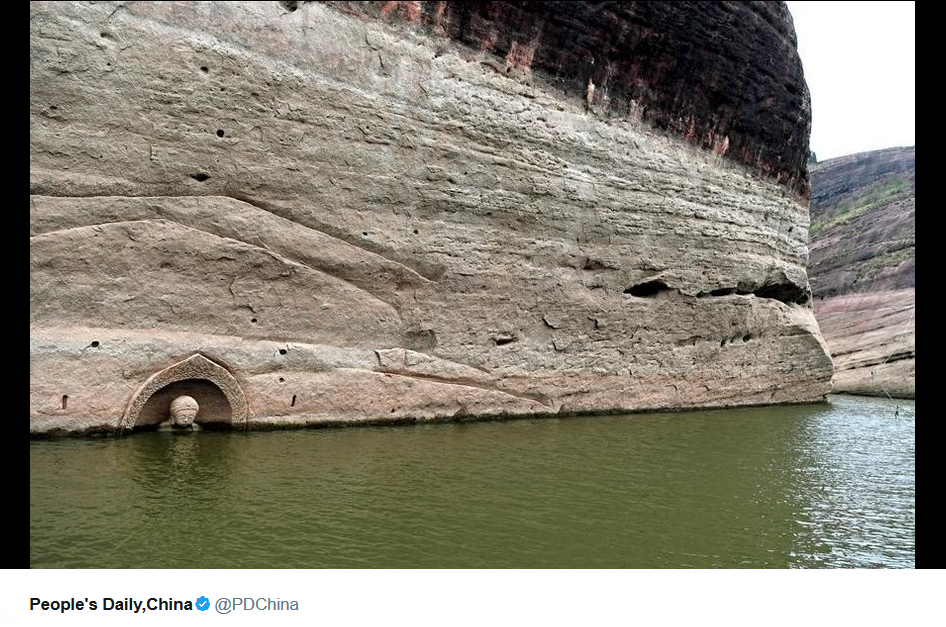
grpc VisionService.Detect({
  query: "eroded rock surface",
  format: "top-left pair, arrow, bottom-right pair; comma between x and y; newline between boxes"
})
815,290 -> 914,399
30,1 -> 831,434
809,147 -> 915,398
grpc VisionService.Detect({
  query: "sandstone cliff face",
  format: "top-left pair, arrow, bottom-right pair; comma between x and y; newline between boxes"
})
30,1 -> 831,435
809,147 -> 915,398
329,1 -> 813,195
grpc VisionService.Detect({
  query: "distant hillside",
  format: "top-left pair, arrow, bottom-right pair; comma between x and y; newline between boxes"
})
809,146 -> 915,297
809,147 -> 915,398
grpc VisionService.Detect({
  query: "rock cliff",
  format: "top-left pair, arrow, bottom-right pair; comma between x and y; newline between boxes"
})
809,147 -> 915,398
30,1 -> 832,434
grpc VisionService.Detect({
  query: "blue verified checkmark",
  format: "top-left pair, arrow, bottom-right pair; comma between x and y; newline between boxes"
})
196,596 -> 210,612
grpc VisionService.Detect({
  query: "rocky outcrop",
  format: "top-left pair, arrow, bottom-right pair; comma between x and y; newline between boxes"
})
809,147 -> 915,398
30,1 -> 831,435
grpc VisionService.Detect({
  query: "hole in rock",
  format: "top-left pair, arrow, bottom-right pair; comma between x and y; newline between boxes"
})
754,282 -> 809,306
625,280 -> 670,297
190,173 -> 210,182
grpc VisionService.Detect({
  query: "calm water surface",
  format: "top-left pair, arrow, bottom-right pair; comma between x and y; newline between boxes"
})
30,395 -> 914,568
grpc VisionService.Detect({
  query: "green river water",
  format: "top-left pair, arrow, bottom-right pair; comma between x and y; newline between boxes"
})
30,395 -> 914,568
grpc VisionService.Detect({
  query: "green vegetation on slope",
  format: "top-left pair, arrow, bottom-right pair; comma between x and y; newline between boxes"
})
810,178 -> 912,235
856,245 -> 915,281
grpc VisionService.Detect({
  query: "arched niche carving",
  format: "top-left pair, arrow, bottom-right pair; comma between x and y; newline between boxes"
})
120,354 -> 248,431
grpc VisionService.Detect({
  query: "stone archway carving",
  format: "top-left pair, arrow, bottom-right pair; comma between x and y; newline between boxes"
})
120,354 -> 248,431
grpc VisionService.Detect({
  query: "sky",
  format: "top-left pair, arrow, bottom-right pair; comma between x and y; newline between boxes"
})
787,1 -> 915,160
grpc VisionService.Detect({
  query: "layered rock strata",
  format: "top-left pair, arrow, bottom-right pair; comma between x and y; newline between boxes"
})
30,1 -> 832,434
809,147 -> 915,398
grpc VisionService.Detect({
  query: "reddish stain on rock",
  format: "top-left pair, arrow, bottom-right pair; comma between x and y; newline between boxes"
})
379,1 -> 422,24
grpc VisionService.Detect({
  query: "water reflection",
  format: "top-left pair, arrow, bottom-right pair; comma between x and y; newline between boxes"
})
30,396 -> 914,568
789,396 -> 915,567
